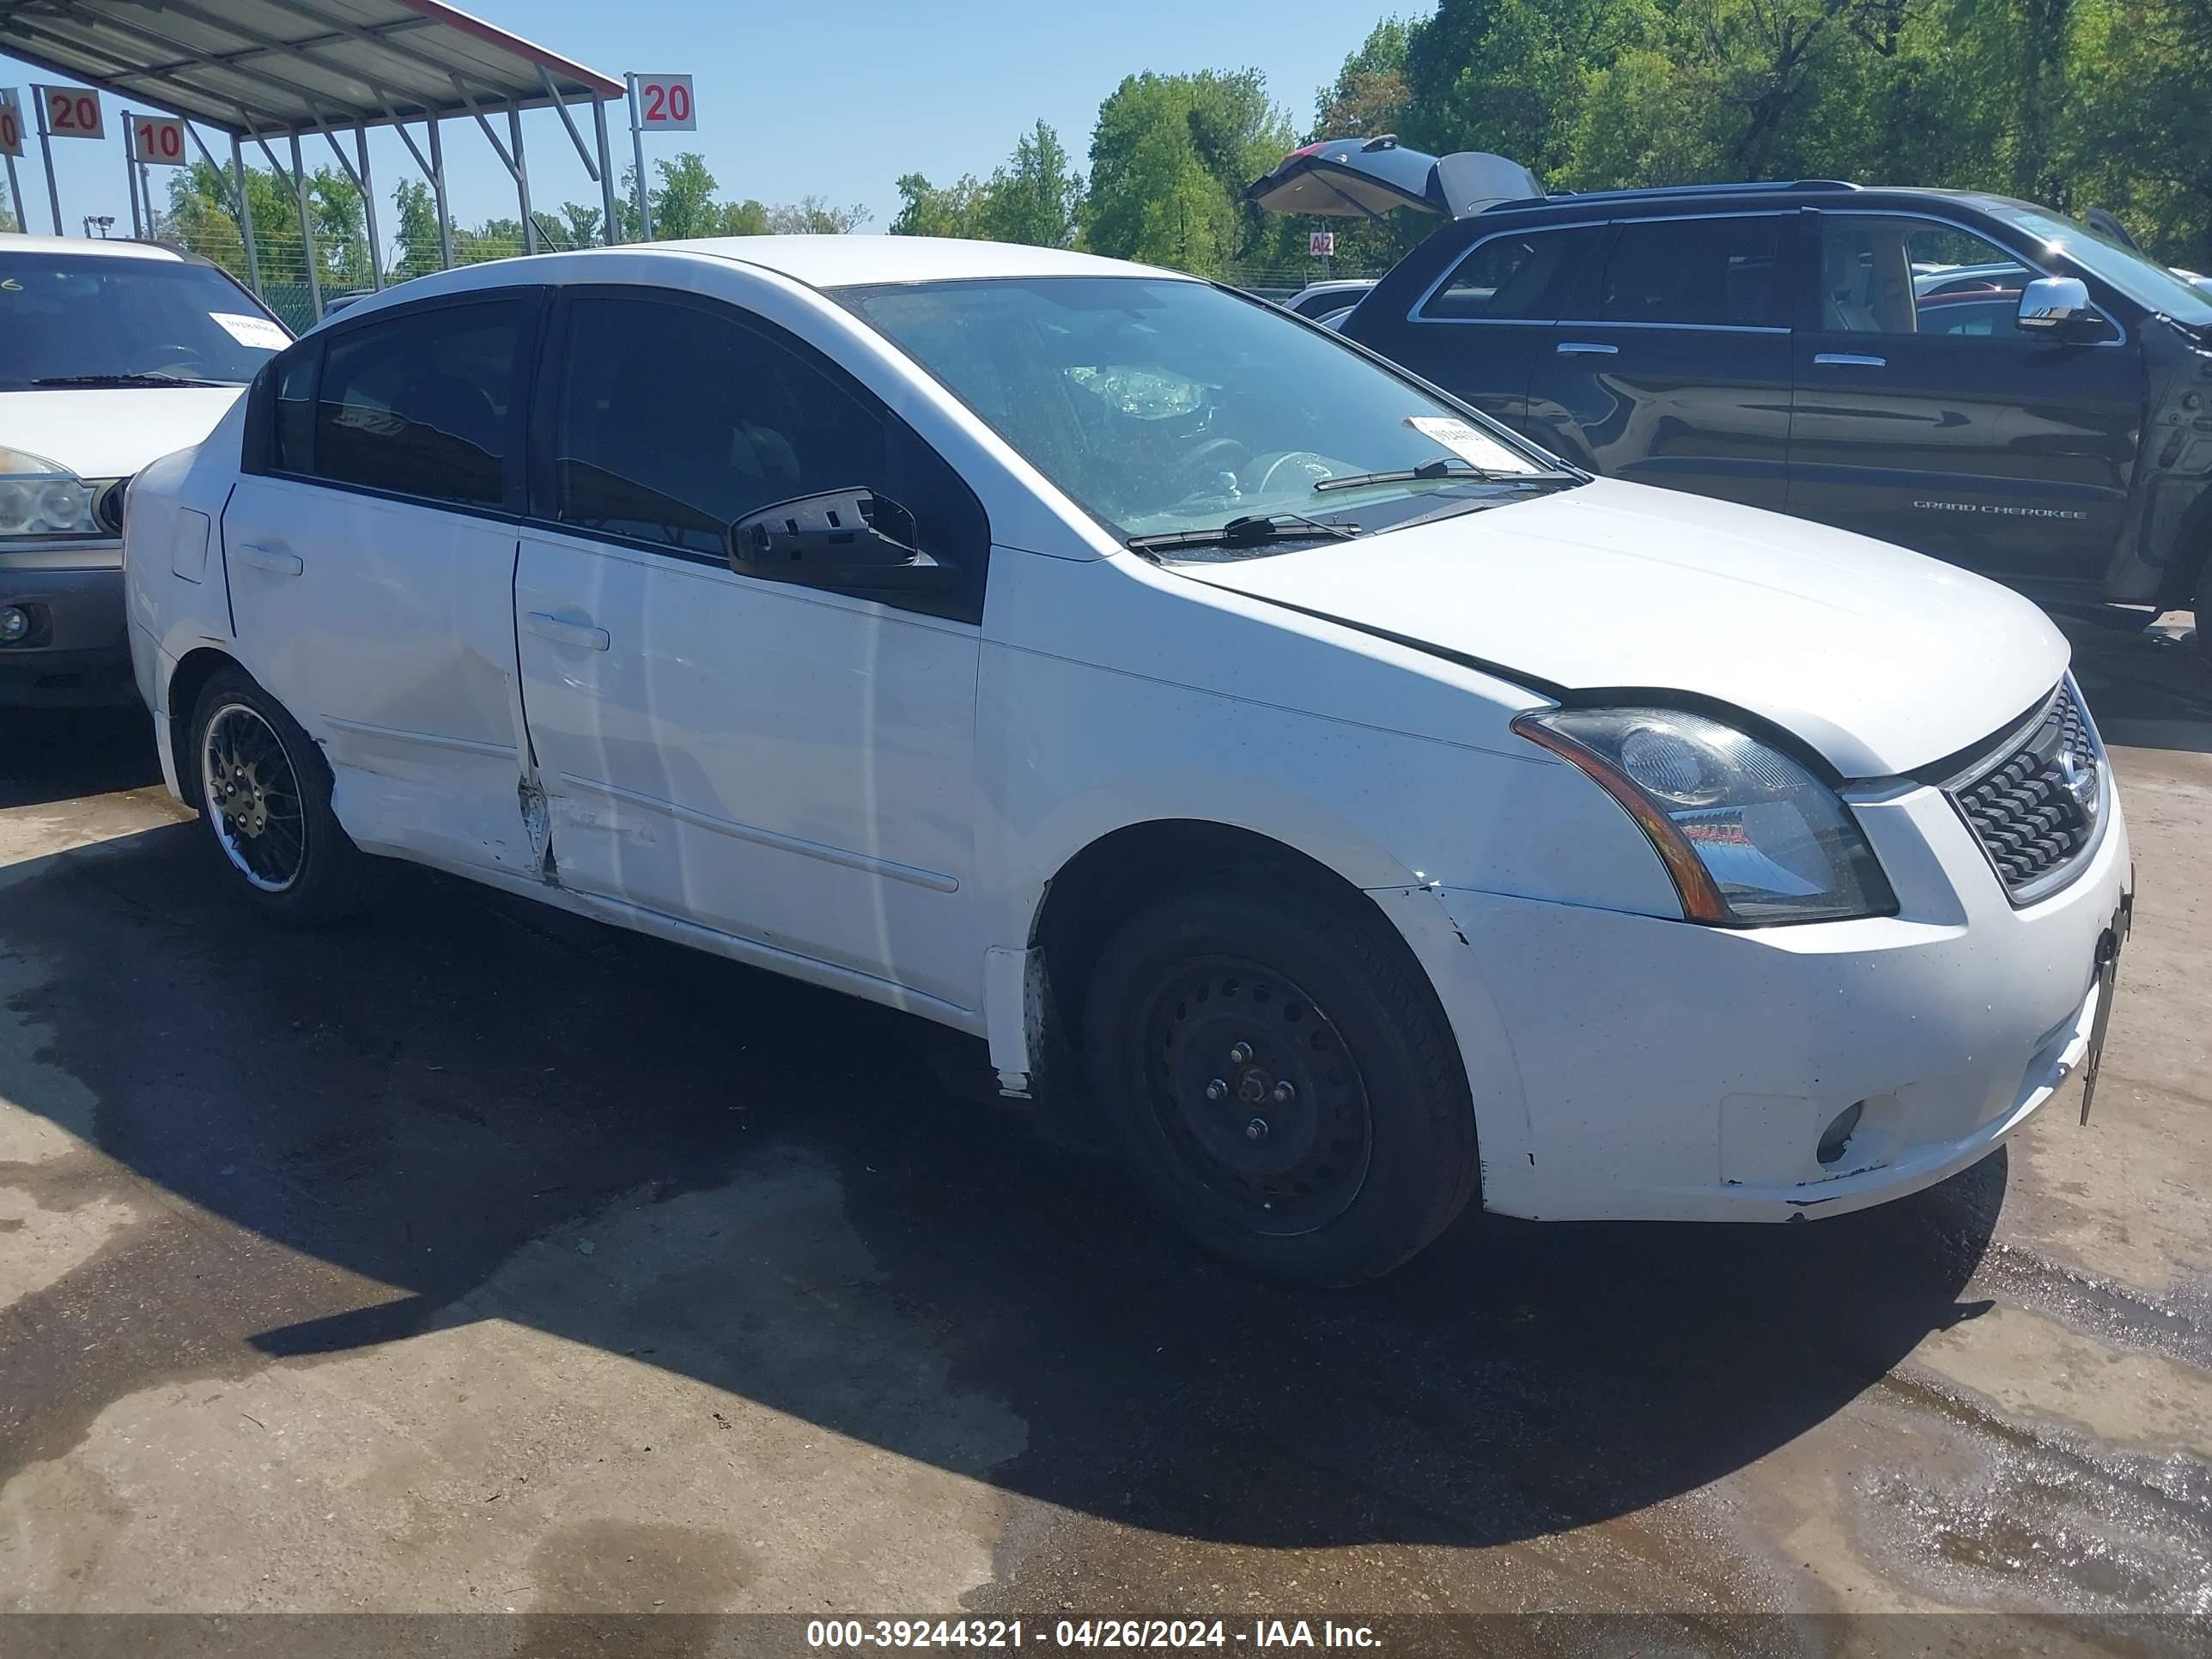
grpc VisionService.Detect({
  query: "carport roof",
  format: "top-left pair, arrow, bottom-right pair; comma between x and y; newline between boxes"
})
0,0 -> 623,137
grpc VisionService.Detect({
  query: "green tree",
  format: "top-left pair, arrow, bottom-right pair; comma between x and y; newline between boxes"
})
1083,70 -> 1293,274
891,171 -> 992,238
391,176 -> 447,277
982,121 -> 1082,246
765,195 -> 871,233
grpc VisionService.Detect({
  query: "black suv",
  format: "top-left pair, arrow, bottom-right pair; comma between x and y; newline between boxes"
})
1324,177 -> 2212,650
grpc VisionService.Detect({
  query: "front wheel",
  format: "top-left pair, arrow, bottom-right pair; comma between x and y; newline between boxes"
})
1083,872 -> 1478,1285
190,668 -> 374,924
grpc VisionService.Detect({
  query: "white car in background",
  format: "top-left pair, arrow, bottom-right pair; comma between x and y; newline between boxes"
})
3,236 -> 289,706
123,237 -> 2130,1283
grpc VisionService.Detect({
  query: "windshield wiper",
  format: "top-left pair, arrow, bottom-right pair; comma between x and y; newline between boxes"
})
1127,511 -> 1364,554
1313,457 -> 1580,492
30,372 -> 234,389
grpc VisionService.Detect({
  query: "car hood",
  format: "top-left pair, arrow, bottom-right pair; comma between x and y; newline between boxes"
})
0,386 -> 248,479
1164,479 -> 2068,777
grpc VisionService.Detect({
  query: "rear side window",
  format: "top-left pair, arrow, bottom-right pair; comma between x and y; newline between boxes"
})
312,301 -> 525,507
1421,226 -> 1601,320
1598,216 -> 1785,327
549,294 -> 988,616
270,347 -> 317,474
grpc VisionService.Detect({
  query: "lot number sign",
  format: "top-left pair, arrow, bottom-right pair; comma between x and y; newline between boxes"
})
130,114 -> 188,166
633,74 -> 696,131
0,90 -> 23,159
1310,230 -> 1336,258
33,85 -> 104,140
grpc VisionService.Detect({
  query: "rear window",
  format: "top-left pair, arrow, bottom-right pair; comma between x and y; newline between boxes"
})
0,252 -> 289,390
1421,227 -> 1601,321
1597,216 -> 1786,328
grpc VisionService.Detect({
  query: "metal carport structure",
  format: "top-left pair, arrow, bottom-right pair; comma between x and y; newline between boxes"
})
0,0 -> 626,320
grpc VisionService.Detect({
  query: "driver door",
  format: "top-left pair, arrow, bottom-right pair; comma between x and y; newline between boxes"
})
513,290 -> 991,1011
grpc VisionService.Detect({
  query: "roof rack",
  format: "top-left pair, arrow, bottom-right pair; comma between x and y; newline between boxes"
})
1511,179 -> 1859,210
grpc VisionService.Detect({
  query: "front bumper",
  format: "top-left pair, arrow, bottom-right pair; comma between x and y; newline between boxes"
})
0,553 -> 134,707
1392,773 -> 2131,1223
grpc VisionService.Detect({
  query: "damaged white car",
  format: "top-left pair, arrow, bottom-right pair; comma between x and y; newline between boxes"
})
124,237 -> 2131,1282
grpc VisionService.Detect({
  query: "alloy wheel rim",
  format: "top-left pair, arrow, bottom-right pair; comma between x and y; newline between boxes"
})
1142,954 -> 1373,1237
199,702 -> 308,893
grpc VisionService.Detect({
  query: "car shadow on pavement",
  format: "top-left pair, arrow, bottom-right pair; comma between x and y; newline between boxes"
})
0,793 -> 2003,1554
0,708 -> 162,809
2063,614 -> 2211,753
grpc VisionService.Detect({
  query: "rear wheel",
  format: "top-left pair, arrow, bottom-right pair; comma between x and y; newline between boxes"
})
190,668 -> 374,924
1083,871 -> 1478,1284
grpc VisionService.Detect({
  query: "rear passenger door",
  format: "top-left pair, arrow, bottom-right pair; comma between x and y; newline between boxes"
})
1527,212 -> 1795,508
1348,222 -> 1603,441
221,293 -> 544,878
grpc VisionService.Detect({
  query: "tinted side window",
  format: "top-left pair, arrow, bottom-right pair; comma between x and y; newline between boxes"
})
1813,215 -> 2116,342
270,345 -> 318,474
313,301 -> 524,507
551,295 -> 988,612
1598,216 -> 1784,327
1422,226 -> 1600,320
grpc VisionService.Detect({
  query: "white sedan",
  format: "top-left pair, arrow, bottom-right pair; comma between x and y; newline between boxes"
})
123,236 -> 2131,1283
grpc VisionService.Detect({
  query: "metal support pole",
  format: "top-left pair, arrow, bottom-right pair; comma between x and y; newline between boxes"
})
427,114 -> 451,270
4,150 -> 23,234
355,126 -> 382,289
290,133 -> 323,320
508,105 -> 534,255
124,114 -> 145,239
593,97 -> 618,245
229,131 -> 262,298
625,75 -> 650,241
137,160 -> 153,239
33,92 -> 63,234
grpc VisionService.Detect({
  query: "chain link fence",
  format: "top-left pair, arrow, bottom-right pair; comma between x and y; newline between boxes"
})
145,218 -> 1389,334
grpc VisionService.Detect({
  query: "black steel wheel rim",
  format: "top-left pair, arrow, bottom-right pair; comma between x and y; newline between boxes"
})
1140,953 -> 1373,1236
199,702 -> 308,893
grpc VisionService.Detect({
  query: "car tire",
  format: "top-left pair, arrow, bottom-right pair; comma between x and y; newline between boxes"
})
1082,869 -> 1479,1285
189,667 -> 376,925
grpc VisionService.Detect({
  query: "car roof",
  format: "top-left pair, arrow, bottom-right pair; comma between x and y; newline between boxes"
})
1480,182 -> 2042,221
608,235 -> 1183,289
0,234 -> 191,262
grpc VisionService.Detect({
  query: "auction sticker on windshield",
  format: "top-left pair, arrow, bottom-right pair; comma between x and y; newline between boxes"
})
1406,415 -> 1535,472
210,313 -> 289,349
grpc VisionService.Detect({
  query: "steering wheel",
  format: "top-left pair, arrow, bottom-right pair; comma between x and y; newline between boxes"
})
1250,450 -> 1335,495
138,343 -> 212,374
1178,436 -> 1250,485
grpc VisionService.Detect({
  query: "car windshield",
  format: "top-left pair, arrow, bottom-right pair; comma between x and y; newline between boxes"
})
1990,205 -> 2212,329
835,276 -> 1571,549
0,252 -> 289,390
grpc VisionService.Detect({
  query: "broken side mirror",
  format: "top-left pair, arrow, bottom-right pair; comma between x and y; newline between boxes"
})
727,488 -> 956,593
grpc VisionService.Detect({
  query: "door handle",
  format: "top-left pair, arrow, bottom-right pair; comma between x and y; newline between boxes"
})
1556,341 -> 1620,356
523,611 -> 611,652
1814,352 -> 1887,368
232,541 -> 301,576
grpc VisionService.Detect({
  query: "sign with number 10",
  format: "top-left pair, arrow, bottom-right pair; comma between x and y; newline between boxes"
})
33,84 -> 104,140
131,114 -> 188,166
0,89 -> 24,160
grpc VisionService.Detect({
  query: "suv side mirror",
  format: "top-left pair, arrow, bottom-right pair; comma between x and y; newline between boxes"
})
728,488 -> 954,593
2017,275 -> 2093,333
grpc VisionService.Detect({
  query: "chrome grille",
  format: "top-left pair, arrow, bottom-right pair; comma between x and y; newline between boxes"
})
1946,679 -> 2105,903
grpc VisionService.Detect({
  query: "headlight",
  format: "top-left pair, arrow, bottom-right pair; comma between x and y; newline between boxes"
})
1513,706 -> 1896,925
0,446 -> 101,539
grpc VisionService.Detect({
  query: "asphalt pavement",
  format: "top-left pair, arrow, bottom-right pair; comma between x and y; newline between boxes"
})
0,616 -> 2206,1644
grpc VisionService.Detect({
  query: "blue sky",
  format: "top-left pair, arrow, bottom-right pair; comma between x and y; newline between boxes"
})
3,1 -> 1420,240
